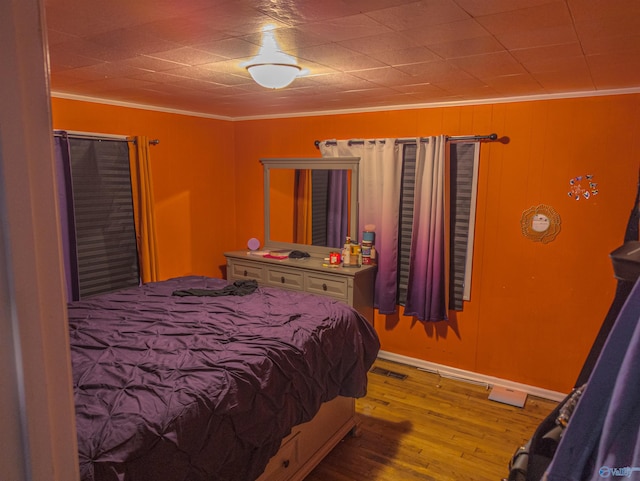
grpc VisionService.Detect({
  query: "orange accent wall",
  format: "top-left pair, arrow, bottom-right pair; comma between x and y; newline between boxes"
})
233,95 -> 640,393
52,94 -> 640,393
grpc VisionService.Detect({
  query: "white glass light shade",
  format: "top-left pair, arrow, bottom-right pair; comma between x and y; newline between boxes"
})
243,25 -> 303,89
247,64 -> 301,89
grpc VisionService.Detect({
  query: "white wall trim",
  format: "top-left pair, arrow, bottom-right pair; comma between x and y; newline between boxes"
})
51,87 -> 640,123
51,92 -> 235,121
378,350 -> 568,403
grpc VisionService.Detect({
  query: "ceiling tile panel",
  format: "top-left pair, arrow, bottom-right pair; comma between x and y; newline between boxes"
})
588,52 -> 640,89
337,31 -> 419,55
252,0 -> 364,25
85,29 -> 182,56
483,73 -> 545,95
405,18 -> 491,46
44,4 -> 118,36
367,0 -> 471,31
451,51 -> 527,79
533,69 -> 595,92
370,46 -> 441,67
579,33 -> 640,56
196,37 -> 262,61
120,56 -> 192,73
145,47 -> 227,66
349,66 -> 426,86
510,43 -> 584,70
429,35 -> 506,59
395,60 -> 475,83
302,14 -> 393,43
138,17 -> 232,46
47,47 -> 104,72
475,1 -> 577,50
453,0 -> 557,17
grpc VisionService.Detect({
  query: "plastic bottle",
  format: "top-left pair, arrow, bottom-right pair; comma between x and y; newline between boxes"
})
342,236 -> 351,266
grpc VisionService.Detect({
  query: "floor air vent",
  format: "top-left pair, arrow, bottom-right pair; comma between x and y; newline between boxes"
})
370,366 -> 408,380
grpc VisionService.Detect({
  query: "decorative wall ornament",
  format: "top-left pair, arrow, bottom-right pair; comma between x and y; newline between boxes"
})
568,174 -> 598,200
521,204 -> 561,243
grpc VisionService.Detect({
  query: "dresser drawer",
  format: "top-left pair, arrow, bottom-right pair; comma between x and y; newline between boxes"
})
229,260 -> 265,282
266,267 -> 304,291
305,273 -> 348,300
259,432 -> 300,481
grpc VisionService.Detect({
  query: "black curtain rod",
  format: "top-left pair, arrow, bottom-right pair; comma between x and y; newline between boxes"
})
314,133 -> 500,149
53,131 -> 159,145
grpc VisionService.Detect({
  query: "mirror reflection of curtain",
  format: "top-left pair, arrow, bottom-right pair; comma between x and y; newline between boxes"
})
294,169 -> 312,244
128,136 -> 159,283
294,168 -> 348,248
325,170 -> 348,248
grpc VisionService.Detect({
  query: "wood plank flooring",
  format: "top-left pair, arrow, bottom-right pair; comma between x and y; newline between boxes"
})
305,358 -> 559,481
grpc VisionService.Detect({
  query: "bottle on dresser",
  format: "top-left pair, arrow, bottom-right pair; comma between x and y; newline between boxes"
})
342,236 -> 351,266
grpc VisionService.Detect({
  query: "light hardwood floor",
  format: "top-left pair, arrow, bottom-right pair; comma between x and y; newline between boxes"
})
306,358 -> 559,481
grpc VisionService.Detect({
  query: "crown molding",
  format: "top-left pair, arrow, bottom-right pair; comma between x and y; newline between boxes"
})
51,87 -> 640,122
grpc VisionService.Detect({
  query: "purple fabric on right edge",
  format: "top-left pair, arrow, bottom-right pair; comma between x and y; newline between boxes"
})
544,278 -> 640,481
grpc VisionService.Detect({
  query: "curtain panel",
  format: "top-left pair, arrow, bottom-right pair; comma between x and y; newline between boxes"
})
319,139 -> 403,314
53,134 -> 77,302
128,136 -> 160,283
319,137 -> 452,321
404,136 -> 448,321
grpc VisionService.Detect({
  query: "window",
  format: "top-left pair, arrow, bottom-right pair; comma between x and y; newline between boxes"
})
57,135 -> 140,300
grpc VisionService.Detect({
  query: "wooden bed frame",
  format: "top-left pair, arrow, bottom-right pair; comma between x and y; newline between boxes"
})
257,396 -> 359,481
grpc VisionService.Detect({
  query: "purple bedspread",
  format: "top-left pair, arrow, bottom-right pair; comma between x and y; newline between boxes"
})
68,276 -> 379,481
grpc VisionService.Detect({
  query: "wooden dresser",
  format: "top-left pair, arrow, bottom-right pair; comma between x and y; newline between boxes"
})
224,250 -> 376,323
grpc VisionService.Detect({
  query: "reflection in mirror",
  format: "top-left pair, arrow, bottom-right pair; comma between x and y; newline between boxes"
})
270,169 -> 350,249
261,157 -> 360,257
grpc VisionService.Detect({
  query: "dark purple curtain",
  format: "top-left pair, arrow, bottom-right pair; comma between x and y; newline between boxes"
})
326,170 -> 348,248
53,132 -> 79,301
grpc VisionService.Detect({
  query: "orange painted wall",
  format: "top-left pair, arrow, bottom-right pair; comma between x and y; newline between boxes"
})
52,94 -> 640,393
51,98 -> 237,280
233,95 -> 640,393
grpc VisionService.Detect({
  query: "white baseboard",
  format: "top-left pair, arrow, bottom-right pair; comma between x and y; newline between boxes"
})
377,350 -> 568,402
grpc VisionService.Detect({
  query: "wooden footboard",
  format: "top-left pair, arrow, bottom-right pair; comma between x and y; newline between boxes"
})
256,396 -> 358,481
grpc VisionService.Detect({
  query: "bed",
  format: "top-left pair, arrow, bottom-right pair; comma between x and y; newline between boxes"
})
68,276 -> 380,481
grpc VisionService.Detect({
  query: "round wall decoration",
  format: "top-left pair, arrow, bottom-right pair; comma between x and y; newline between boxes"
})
521,204 -> 561,243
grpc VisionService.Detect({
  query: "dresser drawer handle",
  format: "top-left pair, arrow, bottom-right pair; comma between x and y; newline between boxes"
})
243,269 -> 248,277
283,459 -> 290,469
322,283 -> 328,291
281,276 -> 285,284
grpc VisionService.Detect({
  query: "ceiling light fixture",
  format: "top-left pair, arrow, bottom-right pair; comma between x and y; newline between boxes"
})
242,25 -> 305,89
